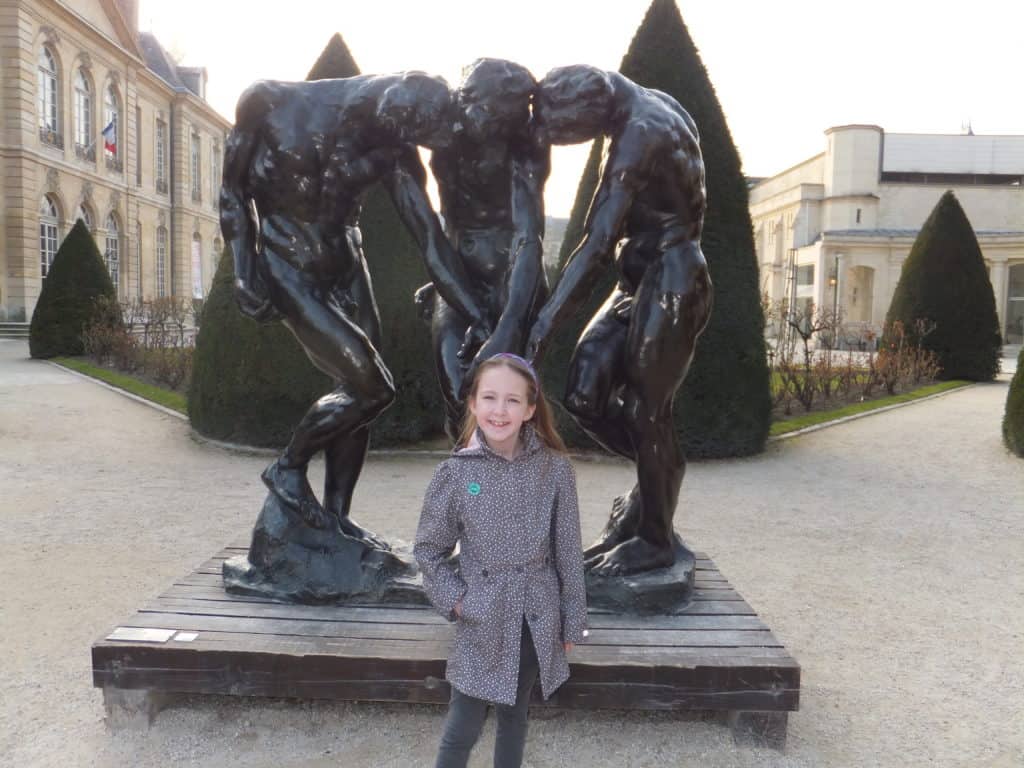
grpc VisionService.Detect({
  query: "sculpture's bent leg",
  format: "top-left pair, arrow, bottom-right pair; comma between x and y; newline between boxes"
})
323,426 -> 392,549
564,292 -> 642,560
260,242 -> 396,528
564,291 -> 636,459
587,243 -> 711,577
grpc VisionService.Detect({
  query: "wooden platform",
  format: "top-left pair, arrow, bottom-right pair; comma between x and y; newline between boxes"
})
93,544 -> 800,747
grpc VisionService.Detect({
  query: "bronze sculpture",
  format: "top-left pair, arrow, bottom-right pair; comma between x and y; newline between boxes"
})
219,72 -> 490,600
218,62 -> 712,611
417,58 -> 550,438
527,65 -> 712,596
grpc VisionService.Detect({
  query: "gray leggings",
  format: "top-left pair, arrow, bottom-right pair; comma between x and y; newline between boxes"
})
434,619 -> 540,768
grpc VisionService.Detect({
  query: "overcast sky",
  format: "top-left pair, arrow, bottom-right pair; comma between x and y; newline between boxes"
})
137,0 -> 1024,217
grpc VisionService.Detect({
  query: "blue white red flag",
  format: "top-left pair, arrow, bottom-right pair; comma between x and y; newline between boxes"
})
102,120 -> 116,153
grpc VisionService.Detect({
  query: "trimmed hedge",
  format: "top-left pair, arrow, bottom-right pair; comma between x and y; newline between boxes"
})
1004,348 -> 1024,458
30,219 -> 117,359
545,0 -> 772,458
885,190 -> 1001,381
188,248 -> 331,447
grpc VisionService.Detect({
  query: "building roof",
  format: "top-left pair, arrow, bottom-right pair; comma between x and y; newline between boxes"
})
823,228 -> 1024,239
138,31 -> 197,96
883,133 -> 1024,175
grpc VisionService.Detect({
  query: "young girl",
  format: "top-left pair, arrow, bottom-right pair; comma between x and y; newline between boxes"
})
414,352 -> 587,768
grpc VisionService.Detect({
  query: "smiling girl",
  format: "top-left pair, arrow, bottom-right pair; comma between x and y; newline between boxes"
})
414,352 -> 587,768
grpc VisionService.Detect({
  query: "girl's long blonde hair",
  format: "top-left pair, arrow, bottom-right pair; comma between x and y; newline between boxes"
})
457,355 -> 566,453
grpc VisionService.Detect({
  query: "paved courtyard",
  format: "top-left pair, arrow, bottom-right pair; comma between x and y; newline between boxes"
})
1,339 -> 1021,767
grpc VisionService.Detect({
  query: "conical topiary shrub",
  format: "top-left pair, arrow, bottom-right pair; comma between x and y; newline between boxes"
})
29,219 -> 117,358
544,0 -> 772,458
885,190 -> 1001,381
188,247 -> 331,446
1003,348 -> 1024,457
305,32 -> 359,81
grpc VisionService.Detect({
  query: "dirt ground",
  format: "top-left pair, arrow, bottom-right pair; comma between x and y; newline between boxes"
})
1,339 -> 1022,767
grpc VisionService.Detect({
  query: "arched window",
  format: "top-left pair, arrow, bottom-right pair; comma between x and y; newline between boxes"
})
37,47 -> 60,143
190,232 -> 203,298
73,69 -> 93,158
39,195 -> 60,277
103,82 -> 121,169
156,226 -> 168,297
74,203 -> 93,230
135,222 -> 143,300
105,213 -> 120,294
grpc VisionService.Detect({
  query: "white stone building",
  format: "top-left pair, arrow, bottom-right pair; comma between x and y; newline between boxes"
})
0,0 -> 230,320
749,125 -> 1024,345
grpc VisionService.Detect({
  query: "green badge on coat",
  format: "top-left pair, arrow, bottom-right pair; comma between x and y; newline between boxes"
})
467,482 -> 482,496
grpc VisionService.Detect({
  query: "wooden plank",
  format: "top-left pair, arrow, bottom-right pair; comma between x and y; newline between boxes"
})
143,596 -> 770,631
165,581 -> 756,615
94,632 -> 797,666
92,639 -> 797,710
176,572 -> 746,603
120,611 -> 783,648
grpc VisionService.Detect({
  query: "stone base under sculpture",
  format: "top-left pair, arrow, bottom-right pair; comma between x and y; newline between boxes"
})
584,535 -> 695,615
223,491 -> 428,605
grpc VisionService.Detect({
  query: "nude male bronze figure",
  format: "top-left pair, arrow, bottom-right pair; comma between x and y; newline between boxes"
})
221,72 -> 489,546
527,65 -> 713,579
417,58 -> 549,438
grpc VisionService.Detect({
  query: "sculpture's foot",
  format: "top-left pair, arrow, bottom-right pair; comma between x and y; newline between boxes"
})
261,459 -> 331,529
583,488 -> 642,560
585,535 -> 676,577
337,515 -> 392,551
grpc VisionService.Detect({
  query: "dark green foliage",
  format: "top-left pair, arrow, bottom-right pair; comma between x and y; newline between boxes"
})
547,0 -> 772,457
1003,349 -> 1024,457
305,33 -> 359,81
188,248 -> 331,447
359,184 -> 446,444
30,219 -> 117,358
884,191 -> 1001,381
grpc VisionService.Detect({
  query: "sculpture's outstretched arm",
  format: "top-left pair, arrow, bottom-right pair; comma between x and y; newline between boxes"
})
526,158 -> 637,363
478,138 -> 550,358
219,86 -> 276,321
386,147 -> 491,355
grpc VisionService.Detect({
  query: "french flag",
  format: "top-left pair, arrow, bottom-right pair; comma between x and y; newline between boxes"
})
102,119 -> 117,153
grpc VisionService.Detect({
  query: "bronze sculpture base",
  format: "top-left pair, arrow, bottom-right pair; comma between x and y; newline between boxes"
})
223,491 -> 426,605
584,535 -> 695,615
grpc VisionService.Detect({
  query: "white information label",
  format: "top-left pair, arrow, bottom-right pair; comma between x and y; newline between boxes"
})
106,627 -> 176,643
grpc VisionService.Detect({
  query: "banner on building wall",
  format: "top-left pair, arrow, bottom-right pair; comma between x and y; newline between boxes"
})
191,239 -> 203,299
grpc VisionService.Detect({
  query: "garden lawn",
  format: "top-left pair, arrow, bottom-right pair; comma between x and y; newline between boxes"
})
770,379 -> 971,436
52,357 -> 186,415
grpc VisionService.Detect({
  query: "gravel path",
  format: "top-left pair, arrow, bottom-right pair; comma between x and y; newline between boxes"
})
1,339 -> 1021,768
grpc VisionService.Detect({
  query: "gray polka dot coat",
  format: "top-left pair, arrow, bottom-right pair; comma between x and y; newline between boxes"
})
414,426 -> 588,706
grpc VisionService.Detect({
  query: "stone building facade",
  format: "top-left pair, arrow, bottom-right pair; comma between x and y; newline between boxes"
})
750,125 -> 1024,345
0,0 -> 230,320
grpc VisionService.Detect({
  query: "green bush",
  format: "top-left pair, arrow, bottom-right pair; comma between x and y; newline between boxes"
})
30,219 -> 117,358
885,190 -> 1001,381
188,248 -> 331,446
545,0 -> 772,458
1004,349 -> 1024,457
